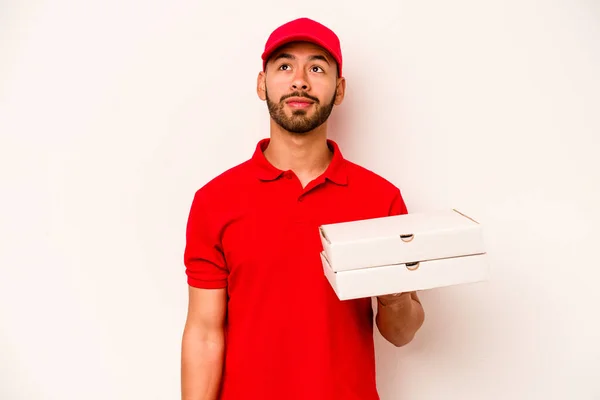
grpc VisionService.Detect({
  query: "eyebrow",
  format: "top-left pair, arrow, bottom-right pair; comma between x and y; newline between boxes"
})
272,53 -> 331,65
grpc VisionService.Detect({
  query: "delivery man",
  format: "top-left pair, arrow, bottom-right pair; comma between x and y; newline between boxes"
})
181,17 -> 425,400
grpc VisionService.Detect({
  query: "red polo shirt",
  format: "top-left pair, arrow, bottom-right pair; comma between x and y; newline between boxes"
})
184,138 -> 407,400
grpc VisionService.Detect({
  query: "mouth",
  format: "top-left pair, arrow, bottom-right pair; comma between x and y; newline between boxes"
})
285,97 -> 315,109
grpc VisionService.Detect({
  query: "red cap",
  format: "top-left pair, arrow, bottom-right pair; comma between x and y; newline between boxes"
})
261,18 -> 343,77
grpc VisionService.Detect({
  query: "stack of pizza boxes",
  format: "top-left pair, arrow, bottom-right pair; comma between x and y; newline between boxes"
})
318,209 -> 489,301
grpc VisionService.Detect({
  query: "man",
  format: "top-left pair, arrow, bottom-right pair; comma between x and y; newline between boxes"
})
181,17 -> 425,400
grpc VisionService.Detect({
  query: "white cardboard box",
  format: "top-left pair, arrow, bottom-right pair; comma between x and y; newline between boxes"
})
321,251 -> 490,301
319,209 -> 485,272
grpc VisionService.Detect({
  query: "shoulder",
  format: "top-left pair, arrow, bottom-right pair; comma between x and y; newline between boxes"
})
344,159 -> 400,195
191,159 -> 254,205
343,159 -> 408,215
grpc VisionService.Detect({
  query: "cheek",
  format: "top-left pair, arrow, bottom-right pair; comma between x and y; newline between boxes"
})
265,85 -> 283,102
309,78 -> 336,98
316,87 -> 337,104
266,75 -> 290,93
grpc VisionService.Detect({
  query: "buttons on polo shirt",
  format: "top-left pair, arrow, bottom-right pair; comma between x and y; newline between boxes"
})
294,195 -> 309,224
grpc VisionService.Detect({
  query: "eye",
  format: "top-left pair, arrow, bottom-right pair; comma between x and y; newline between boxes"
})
311,66 -> 324,73
278,64 -> 291,71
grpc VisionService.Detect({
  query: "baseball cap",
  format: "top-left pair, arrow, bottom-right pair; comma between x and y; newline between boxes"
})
261,18 -> 343,77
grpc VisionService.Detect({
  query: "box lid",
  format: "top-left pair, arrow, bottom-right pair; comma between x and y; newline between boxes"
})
319,209 -> 479,244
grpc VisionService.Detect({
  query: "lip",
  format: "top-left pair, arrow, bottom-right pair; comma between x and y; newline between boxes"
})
285,97 -> 315,108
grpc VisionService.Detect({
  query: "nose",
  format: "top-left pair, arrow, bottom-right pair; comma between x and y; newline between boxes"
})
291,69 -> 310,91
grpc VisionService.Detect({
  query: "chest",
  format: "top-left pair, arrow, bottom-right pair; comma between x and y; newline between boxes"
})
220,182 -> 388,285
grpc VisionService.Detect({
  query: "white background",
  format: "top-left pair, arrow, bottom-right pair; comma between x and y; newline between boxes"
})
1,0 -> 599,399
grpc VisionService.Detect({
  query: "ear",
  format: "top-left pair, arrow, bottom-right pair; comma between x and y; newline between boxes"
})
257,71 -> 266,101
333,77 -> 346,106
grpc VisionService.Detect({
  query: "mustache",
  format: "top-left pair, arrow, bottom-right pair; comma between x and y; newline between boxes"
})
280,92 -> 320,103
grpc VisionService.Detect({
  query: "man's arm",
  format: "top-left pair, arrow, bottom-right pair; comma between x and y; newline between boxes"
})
181,286 -> 227,400
375,291 -> 425,347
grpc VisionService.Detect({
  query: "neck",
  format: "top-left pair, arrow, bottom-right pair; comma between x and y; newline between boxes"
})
264,120 -> 332,179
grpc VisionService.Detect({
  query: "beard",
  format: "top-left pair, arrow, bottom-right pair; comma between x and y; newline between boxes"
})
266,89 -> 336,134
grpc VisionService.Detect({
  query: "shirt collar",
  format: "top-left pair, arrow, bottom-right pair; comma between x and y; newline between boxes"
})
251,138 -> 348,185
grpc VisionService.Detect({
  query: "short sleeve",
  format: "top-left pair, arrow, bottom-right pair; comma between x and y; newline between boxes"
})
388,188 -> 408,216
183,190 -> 229,289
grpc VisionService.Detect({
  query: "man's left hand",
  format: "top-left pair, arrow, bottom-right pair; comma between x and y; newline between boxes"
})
377,291 -> 413,307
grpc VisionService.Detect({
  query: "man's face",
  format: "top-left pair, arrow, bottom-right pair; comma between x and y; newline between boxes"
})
258,42 -> 344,134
